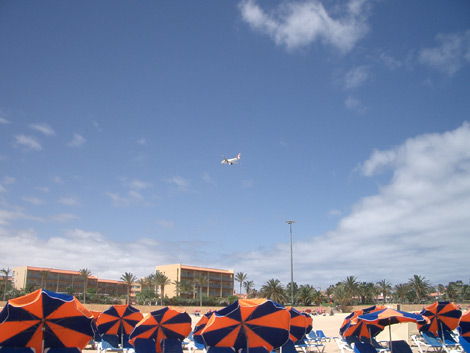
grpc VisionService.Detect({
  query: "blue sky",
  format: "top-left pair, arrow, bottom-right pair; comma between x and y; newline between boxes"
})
1,0 -> 469,290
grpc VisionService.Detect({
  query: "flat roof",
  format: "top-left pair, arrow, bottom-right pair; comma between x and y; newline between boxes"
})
161,264 -> 234,274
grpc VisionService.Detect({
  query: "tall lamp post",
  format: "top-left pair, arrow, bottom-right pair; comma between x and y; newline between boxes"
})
286,220 -> 295,305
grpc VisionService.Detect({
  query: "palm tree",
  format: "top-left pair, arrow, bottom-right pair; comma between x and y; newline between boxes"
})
261,279 -> 286,304
376,279 -> 392,304
342,276 -> 360,305
297,284 -> 314,305
79,268 -> 92,304
394,283 -> 408,303
235,272 -> 248,295
39,270 -> 51,290
193,274 -> 209,307
243,280 -> 255,298
154,271 -> 171,305
408,275 -> 431,304
1,267 -> 11,301
120,272 -> 137,304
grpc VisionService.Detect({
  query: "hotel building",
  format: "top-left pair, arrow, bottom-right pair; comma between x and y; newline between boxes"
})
13,266 -> 130,298
156,264 -> 234,299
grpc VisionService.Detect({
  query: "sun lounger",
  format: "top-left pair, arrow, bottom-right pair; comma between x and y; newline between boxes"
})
439,331 -> 461,351
315,330 -> 337,342
420,332 -> 445,353
133,338 -> 157,353
335,338 -> 354,353
459,337 -> 470,353
353,341 -> 377,353
99,334 -> 135,353
188,340 -> 206,353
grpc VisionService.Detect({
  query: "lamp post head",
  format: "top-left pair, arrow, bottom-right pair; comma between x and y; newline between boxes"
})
286,220 -> 295,225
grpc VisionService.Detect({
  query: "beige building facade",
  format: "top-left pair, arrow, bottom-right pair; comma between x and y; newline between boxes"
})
156,264 -> 234,299
13,266 -> 130,298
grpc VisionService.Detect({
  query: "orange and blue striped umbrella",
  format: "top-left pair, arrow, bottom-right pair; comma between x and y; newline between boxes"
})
201,298 -> 290,352
419,302 -> 462,334
340,305 -> 385,340
193,312 -> 213,344
302,312 -> 313,336
459,310 -> 470,337
0,289 -> 94,353
129,307 -> 191,352
96,304 -> 143,338
286,307 -> 310,342
358,307 -> 428,327
358,307 -> 428,351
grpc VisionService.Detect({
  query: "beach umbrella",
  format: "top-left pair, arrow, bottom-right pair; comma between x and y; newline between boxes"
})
339,305 -> 385,339
358,307 -> 428,352
201,298 -> 290,352
302,312 -> 313,335
286,307 -> 310,342
129,306 -> 191,353
419,302 -> 462,335
0,289 -> 94,353
459,310 -> 470,337
193,312 -> 213,344
96,304 -> 143,343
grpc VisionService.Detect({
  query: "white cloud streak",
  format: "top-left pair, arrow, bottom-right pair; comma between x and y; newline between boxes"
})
68,133 -> 86,147
29,123 -> 55,136
239,0 -> 370,52
419,30 -> 470,76
13,135 -> 42,151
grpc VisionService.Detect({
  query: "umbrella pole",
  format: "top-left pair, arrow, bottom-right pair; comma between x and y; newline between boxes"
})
388,325 -> 392,353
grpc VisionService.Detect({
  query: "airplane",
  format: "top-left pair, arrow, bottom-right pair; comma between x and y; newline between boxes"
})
221,153 -> 241,165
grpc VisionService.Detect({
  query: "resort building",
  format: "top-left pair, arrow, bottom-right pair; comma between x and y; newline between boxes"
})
156,264 -> 234,299
13,266 -> 130,298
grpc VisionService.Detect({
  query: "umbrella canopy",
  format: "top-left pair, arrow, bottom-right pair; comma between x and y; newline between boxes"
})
96,304 -> 144,338
419,302 -> 462,334
0,289 -> 94,353
286,307 -> 310,342
193,312 -> 213,344
358,307 -> 428,327
302,312 -> 313,336
201,298 -> 290,352
340,305 -> 385,340
358,307 -> 428,352
129,307 -> 191,353
459,310 -> 470,337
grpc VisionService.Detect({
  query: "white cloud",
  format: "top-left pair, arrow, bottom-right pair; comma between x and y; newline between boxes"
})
0,227 -> 200,281
202,172 -> 217,186
137,138 -> 147,145
166,176 -> 190,190
22,197 -> 46,205
0,117 -> 11,124
58,197 -> 80,207
29,122 -> 55,136
239,0 -> 370,52
129,180 -> 152,191
50,213 -> 80,223
344,66 -> 369,89
225,122 -> 470,287
13,135 -> 42,151
156,219 -> 174,229
68,133 -> 86,147
345,96 -> 366,113
419,30 -> 470,76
